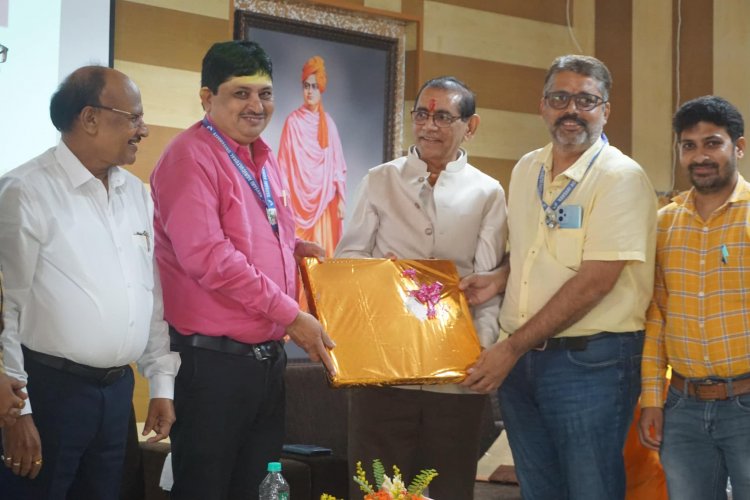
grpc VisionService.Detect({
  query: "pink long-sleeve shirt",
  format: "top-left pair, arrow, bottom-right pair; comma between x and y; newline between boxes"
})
151,119 -> 299,343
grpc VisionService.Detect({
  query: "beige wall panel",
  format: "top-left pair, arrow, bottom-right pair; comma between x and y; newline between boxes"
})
430,0 -> 569,25
632,0 -> 673,191
116,1 -> 230,73
126,0 -> 229,19
467,107 -> 549,161
115,60 -> 204,130
125,125 -> 184,183
572,0 -> 596,55
404,100 -> 548,162
714,0 -> 750,179
422,1 -> 592,69
364,0 -> 402,12
469,157 -> 517,192
420,52 -> 547,114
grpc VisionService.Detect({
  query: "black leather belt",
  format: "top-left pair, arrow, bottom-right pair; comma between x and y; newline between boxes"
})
532,331 -> 632,351
169,327 -> 283,361
22,346 -> 129,386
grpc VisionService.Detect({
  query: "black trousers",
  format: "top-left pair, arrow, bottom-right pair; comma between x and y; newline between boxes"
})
169,346 -> 286,500
0,358 -> 134,500
348,386 -> 487,500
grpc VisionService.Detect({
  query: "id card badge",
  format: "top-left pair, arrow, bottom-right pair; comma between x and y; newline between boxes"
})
557,205 -> 583,228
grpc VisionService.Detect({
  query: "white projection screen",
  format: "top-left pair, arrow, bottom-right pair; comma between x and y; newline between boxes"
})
0,0 -> 112,174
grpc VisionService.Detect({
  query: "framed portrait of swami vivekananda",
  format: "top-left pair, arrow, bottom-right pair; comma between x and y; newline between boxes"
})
234,0 -> 407,216
234,0 -> 409,358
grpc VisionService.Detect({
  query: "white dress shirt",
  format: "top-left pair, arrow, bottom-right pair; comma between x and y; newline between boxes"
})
0,141 -> 179,413
335,147 -> 507,393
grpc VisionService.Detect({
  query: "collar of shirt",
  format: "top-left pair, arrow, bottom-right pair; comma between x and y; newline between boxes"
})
540,136 -> 607,182
54,140 -> 126,191
203,116 -> 271,176
406,145 -> 467,176
673,173 -> 750,215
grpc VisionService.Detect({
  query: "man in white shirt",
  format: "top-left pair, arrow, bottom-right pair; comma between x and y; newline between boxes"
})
0,276 -> 27,427
335,76 -> 507,499
0,66 -> 179,499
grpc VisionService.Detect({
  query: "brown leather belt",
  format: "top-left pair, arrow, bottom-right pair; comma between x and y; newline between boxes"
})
671,372 -> 750,401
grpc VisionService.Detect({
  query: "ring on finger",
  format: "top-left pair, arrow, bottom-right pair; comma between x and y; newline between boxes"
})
12,462 -> 20,467
32,458 -> 43,466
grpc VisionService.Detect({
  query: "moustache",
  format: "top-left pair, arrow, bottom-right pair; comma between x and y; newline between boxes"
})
689,161 -> 718,171
554,114 -> 588,128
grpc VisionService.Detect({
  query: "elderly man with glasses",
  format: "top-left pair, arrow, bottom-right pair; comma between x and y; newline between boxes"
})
0,66 -> 177,499
335,76 -> 507,499
460,55 -> 657,500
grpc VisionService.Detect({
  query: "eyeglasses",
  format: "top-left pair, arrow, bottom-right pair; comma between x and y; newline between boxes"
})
0,44 -> 8,64
411,110 -> 464,128
90,105 -> 145,127
544,91 -> 607,111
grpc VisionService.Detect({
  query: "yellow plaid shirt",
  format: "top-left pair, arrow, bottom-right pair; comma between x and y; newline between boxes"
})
642,175 -> 750,407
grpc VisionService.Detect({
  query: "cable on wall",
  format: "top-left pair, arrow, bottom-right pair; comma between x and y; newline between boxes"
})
566,0 -> 584,54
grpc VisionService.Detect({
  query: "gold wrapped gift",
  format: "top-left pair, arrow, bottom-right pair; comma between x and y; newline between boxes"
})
300,258 -> 480,387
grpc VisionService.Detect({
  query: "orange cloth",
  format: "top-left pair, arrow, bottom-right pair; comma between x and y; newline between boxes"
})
301,55 -> 329,149
624,403 -> 668,500
278,104 -> 347,257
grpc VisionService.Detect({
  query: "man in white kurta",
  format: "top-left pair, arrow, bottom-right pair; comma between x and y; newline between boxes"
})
335,77 -> 507,499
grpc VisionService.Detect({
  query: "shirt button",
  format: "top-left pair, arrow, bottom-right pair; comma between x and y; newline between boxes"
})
129,320 -> 135,327
418,177 -> 425,182
425,228 -> 433,235
414,202 -> 420,209
698,291 -> 704,297
703,226 -> 709,232
699,259 -> 705,265
699,322 -> 705,329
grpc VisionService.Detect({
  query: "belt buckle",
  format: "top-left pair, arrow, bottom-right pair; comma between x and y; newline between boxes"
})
533,340 -> 548,352
694,379 -> 722,401
253,345 -> 270,361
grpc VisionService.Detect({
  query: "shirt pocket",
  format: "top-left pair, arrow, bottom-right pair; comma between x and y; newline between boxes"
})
555,228 -> 584,269
132,233 -> 155,290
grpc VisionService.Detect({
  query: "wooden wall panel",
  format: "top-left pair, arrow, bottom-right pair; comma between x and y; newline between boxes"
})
673,0 -> 713,190
430,0 -> 569,25
595,0 -> 633,156
115,1 -> 229,72
422,1 -> 585,69
126,125 -> 183,183
420,52 -> 546,114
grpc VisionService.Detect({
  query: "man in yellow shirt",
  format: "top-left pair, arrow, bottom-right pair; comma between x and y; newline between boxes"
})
461,55 -> 657,500
639,96 -> 750,500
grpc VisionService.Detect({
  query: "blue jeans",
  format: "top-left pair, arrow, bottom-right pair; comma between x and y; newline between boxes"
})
498,331 -> 643,500
660,384 -> 750,500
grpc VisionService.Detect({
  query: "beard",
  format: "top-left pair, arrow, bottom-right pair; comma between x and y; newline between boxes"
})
550,113 -> 601,149
689,159 -> 737,194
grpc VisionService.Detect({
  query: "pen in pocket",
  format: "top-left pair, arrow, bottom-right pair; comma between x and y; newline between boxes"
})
721,244 -> 729,264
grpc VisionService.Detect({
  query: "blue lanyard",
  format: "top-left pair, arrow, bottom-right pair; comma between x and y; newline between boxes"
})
537,134 -> 608,228
202,118 -> 278,235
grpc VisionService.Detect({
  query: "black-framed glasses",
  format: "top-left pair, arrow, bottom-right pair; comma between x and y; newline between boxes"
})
0,44 -> 8,64
410,109 -> 464,128
544,91 -> 607,111
89,105 -> 145,127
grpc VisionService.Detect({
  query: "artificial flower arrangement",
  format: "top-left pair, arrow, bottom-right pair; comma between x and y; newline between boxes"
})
321,459 -> 438,500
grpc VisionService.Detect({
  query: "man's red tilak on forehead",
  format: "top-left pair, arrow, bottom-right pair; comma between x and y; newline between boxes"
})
428,98 -> 436,112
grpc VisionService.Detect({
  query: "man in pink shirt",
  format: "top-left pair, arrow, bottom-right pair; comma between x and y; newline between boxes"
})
150,40 -> 335,500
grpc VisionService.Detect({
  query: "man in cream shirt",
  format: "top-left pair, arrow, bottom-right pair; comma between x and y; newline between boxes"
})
462,55 -> 656,500
335,76 -> 507,499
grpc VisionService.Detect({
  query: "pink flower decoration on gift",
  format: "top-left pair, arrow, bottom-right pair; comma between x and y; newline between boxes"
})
402,269 -> 443,319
